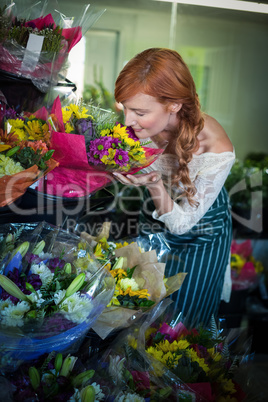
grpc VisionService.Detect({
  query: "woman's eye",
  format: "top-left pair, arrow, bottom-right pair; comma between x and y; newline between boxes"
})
136,113 -> 144,117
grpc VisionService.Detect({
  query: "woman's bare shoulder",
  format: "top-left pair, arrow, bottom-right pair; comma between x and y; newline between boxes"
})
195,114 -> 233,155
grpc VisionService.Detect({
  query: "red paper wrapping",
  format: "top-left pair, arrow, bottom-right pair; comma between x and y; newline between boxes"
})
36,131 -> 164,198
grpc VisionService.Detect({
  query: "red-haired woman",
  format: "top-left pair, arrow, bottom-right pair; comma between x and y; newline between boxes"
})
113,48 -> 235,326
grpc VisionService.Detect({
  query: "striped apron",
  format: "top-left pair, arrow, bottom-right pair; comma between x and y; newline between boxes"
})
139,186 -> 233,327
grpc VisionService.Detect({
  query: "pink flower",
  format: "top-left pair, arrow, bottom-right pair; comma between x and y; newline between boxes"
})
231,240 -> 252,258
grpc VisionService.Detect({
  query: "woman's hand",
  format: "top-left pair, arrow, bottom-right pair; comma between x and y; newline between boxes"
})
113,171 -> 162,187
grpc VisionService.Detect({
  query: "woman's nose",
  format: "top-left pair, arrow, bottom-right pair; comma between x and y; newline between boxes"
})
124,110 -> 136,126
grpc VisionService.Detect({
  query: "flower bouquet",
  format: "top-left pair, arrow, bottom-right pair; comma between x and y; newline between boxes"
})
125,303 -> 247,402
1,351 -> 107,401
0,221 -> 115,372
0,127 -> 58,207
81,231 -> 187,340
34,97 -> 166,198
0,2 -> 105,112
230,239 -> 264,291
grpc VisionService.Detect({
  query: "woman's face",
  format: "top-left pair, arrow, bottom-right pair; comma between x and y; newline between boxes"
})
122,93 -> 180,139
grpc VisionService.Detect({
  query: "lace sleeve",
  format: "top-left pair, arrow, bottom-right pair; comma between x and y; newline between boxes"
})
152,151 -> 235,235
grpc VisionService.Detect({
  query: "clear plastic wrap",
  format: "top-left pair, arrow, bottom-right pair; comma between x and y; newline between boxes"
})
0,1 -> 105,108
129,301 -> 248,401
87,233 -> 187,340
0,221 -> 115,373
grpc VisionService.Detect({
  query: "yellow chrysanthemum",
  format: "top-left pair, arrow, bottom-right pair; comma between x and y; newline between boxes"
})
128,148 -> 146,161
65,122 -> 74,133
107,290 -> 121,307
188,349 -> 210,373
123,137 -> 139,147
145,327 -> 157,340
162,351 -> 182,368
231,254 -> 246,273
218,374 -> 237,394
24,120 -> 47,141
127,335 -> 138,349
68,104 -> 89,119
146,346 -> 164,361
109,268 -> 127,280
157,339 -> 189,353
207,347 -> 222,362
0,155 -> 24,178
61,108 -> 73,124
99,128 -> 111,137
115,241 -> 130,249
112,123 -> 128,137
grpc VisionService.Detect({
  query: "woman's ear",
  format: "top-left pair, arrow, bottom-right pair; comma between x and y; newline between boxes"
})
169,103 -> 182,114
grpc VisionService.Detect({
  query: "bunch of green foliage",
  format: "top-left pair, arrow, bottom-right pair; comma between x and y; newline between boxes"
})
225,153 -> 268,210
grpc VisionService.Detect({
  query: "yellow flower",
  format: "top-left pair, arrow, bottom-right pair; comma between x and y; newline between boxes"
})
62,108 -> 73,124
101,149 -> 116,165
100,129 -> 112,137
146,346 -> 164,362
0,144 -> 11,152
231,254 -> 246,273
127,335 -> 138,349
69,104 -> 89,119
157,339 -> 189,353
162,351 -> 181,368
123,137 -> 139,147
218,375 -> 237,394
112,123 -> 128,137
94,243 -> 105,259
115,241 -> 130,249
109,268 -> 127,280
128,147 -> 146,161
65,122 -> 74,133
145,327 -> 157,340
188,349 -> 210,373
24,120 -> 48,141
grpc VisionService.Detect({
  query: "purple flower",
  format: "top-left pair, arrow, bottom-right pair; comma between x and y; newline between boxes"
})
5,108 -> 21,120
47,257 -> 65,272
75,118 -> 95,138
27,273 -> 42,291
114,149 -> 129,166
125,125 -> 139,141
40,314 -> 75,337
87,137 -> 110,165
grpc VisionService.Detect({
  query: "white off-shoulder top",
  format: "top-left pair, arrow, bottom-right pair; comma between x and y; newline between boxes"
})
143,150 -> 236,235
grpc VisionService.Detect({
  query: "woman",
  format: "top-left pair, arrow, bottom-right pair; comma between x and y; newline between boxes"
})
113,48 -> 235,326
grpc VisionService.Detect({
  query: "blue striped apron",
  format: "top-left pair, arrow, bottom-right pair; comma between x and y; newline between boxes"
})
139,186 -> 233,327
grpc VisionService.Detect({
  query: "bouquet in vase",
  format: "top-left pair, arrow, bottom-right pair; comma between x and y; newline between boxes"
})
0,221 -> 115,372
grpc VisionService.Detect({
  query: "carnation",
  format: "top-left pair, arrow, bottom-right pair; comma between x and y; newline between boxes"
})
119,278 -> 139,292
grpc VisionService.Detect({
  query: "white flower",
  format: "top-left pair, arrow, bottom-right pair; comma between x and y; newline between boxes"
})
68,383 -> 105,402
60,293 -> 92,324
0,298 -> 13,311
108,355 -> 126,384
91,382 -> 105,401
53,289 -> 66,305
30,262 -> 53,286
115,393 -> 145,402
26,290 -> 45,307
0,301 -> 31,327
119,278 -> 139,292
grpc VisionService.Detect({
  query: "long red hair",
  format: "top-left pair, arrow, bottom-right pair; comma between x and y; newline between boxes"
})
114,48 -> 204,205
